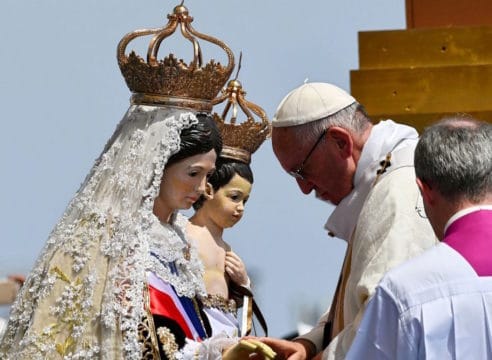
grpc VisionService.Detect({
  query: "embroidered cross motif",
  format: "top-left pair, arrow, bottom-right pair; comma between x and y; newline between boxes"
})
374,153 -> 392,184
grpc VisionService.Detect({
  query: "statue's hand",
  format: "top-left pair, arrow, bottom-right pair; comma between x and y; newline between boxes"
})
225,251 -> 249,287
223,339 -> 276,360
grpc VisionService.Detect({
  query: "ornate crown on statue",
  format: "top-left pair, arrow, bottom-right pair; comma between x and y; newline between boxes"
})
211,60 -> 271,164
117,3 -> 235,112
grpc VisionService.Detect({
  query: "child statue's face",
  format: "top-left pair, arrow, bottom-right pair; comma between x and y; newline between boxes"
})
205,174 -> 252,229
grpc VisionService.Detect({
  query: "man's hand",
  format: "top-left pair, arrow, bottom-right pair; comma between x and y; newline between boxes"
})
223,339 -> 277,359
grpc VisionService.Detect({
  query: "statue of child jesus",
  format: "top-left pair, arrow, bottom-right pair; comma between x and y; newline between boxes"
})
187,157 -> 255,337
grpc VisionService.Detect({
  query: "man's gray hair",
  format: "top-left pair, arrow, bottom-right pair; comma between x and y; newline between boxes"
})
414,116 -> 492,203
290,102 -> 372,144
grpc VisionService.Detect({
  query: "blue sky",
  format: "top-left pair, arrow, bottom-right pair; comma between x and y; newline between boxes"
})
0,0 -> 405,337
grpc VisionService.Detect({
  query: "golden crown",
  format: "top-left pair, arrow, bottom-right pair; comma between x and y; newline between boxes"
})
212,79 -> 271,164
117,4 -> 235,112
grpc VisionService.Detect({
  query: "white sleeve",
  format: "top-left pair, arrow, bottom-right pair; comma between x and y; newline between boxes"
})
296,309 -> 330,352
345,285 -> 416,360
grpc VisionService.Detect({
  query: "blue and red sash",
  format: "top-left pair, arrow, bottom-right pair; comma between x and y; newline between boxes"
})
147,271 -> 208,341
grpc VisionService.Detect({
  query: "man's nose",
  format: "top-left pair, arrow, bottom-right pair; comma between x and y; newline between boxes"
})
296,178 -> 314,194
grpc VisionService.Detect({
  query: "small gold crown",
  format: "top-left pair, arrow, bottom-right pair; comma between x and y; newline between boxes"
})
117,4 -> 235,112
212,78 -> 271,164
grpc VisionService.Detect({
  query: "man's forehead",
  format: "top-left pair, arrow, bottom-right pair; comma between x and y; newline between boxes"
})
272,127 -> 307,164
272,127 -> 296,148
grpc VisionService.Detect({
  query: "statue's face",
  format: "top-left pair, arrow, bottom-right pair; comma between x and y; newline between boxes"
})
158,149 -> 217,212
204,174 -> 252,229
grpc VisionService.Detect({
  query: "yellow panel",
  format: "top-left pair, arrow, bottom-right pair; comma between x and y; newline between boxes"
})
370,112 -> 492,133
358,26 -> 492,69
350,65 -> 492,115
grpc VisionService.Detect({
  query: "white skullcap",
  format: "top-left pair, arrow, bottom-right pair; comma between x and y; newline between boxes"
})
272,82 -> 356,127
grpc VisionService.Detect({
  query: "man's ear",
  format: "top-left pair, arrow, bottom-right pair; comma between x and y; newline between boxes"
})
416,178 -> 434,205
327,127 -> 353,157
204,183 -> 214,200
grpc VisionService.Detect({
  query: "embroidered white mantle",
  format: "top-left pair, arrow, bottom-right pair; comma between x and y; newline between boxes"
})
0,105 -> 208,359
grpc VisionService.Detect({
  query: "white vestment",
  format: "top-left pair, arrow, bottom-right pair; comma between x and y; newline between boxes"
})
298,120 -> 437,359
346,243 -> 492,359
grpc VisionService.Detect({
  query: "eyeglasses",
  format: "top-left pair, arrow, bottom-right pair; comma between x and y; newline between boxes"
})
288,129 -> 327,180
415,194 -> 428,219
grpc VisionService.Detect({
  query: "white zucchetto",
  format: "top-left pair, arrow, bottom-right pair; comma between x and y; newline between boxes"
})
272,82 -> 356,127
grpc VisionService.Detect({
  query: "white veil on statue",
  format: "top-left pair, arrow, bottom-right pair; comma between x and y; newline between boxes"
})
0,4 -> 235,359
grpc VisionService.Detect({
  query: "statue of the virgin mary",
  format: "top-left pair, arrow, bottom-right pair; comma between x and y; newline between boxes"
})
0,4 -> 277,359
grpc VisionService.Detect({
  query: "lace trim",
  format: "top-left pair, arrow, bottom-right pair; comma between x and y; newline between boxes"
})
147,213 -> 206,299
176,333 -> 239,360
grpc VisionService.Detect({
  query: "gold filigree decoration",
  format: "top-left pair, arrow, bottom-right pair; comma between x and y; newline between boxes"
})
192,298 -> 208,335
117,4 -> 234,111
212,79 -> 271,164
139,285 -> 161,359
138,315 -> 159,360
156,327 -> 179,360
201,294 -> 237,314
